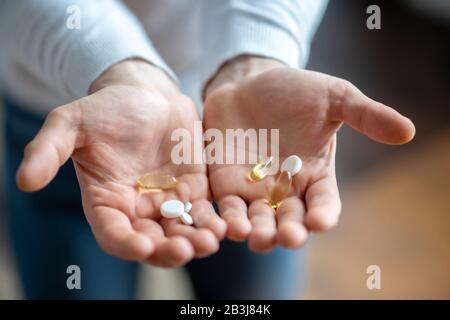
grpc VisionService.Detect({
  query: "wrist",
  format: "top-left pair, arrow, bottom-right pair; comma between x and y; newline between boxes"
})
203,55 -> 287,99
90,58 -> 178,96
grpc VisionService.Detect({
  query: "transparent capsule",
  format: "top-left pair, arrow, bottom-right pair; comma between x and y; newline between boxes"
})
248,156 -> 273,182
137,174 -> 178,192
268,171 -> 292,210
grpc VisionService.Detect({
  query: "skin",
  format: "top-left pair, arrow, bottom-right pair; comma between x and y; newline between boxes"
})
16,59 -> 226,267
17,55 -> 416,263
203,55 -> 416,253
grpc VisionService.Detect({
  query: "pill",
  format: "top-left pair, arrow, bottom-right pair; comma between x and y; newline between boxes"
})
160,199 -> 185,218
249,156 -> 273,182
268,171 -> 292,210
180,212 -> 194,225
137,174 -> 178,191
280,155 -> 302,176
184,202 -> 193,213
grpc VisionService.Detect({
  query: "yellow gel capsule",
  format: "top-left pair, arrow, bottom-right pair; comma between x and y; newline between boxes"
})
249,157 -> 273,182
137,174 -> 178,191
268,171 -> 292,210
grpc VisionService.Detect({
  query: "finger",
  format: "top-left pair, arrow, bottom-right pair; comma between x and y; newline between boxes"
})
304,175 -> 342,232
16,105 -> 79,192
247,199 -> 277,253
133,219 -> 195,267
328,78 -> 415,144
189,199 -> 227,239
178,174 -> 209,201
276,197 -> 308,248
87,206 -> 155,261
161,218 -> 219,258
218,195 -> 251,241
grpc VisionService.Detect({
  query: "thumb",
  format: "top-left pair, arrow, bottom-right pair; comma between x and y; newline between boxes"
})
16,105 -> 80,192
329,79 -> 415,145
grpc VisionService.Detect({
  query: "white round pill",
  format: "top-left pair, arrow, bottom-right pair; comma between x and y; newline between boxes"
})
160,200 -> 184,219
180,212 -> 193,225
184,202 -> 193,213
280,155 -> 303,176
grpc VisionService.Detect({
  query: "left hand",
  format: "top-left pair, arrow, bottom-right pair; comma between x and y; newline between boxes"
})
203,56 -> 415,252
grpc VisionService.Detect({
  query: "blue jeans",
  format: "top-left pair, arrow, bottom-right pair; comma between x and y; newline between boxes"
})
3,98 -> 305,299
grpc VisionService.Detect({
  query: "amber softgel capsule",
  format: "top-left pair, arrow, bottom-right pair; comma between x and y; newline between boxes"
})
268,155 -> 303,210
249,156 -> 273,182
137,174 -> 178,192
268,171 -> 292,209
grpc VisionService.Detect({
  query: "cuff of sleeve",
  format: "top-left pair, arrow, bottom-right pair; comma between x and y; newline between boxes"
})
63,22 -> 176,99
200,14 -> 302,91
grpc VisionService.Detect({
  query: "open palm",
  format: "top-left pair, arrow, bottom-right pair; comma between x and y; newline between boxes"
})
204,67 -> 415,252
17,84 -> 225,267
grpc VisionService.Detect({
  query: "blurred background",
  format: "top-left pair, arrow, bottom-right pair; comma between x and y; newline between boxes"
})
1,0 -> 449,299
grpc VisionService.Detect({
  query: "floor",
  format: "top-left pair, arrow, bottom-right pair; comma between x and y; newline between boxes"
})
1,0 -> 449,299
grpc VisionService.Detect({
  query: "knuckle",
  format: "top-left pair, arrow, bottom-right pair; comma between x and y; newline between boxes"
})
24,140 -> 37,155
318,213 -> 340,231
48,102 -> 80,126
327,78 -> 353,107
48,106 -> 67,120
96,238 -> 117,258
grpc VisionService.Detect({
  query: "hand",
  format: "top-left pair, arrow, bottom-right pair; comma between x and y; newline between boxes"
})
203,55 -> 415,252
16,59 -> 226,267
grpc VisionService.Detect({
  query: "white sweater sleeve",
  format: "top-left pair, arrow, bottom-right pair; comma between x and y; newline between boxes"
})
0,0 -> 176,104
200,0 -> 328,87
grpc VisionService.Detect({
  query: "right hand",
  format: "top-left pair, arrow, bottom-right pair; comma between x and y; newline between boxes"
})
16,59 -> 226,267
